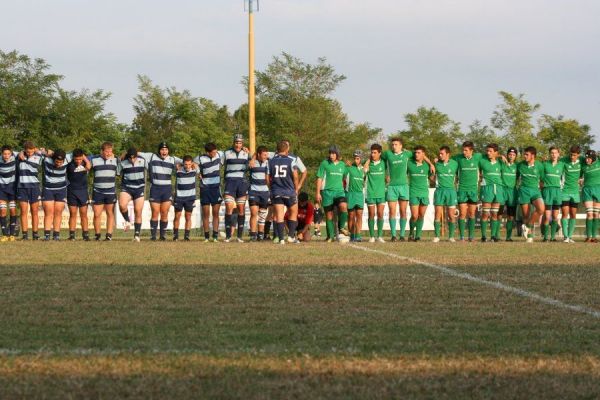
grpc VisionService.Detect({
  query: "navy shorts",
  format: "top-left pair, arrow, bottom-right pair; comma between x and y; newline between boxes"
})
0,186 -> 16,202
42,187 -> 67,202
271,194 -> 297,208
200,186 -> 223,206
174,197 -> 196,212
149,185 -> 173,203
17,187 -> 41,203
67,189 -> 89,207
224,179 -> 249,200
249,192 -> 270,208
92,190 -> 116,205
122,187 -> 145,200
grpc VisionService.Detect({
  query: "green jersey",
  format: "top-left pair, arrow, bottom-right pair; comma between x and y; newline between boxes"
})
381,149 -> 412,186
517,160 -> 544,189
453,153 -> 483,191
407,159 -> 431,197
479,158 -> 503,186
501,162 -> 518,188
435,159 -> 458,189
316,159 -> 346,191
542,160 -> 565,188
561,156 -> 583,192
345,164 -> 365,193
582,160 -> 600,187
366,160 -> 387,199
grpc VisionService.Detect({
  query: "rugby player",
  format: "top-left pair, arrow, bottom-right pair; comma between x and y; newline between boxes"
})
66,149 -> 91,241
345,150 -> 365,242
453,141 -> 482,242
516,146 -> 545,243
195,143 -> 223,242
223,134 -> 250,243
295,192 -> 314,242
172,155 -> 198,241
90,142 -> 119,241
0,145 -> 18,241
41,149 -> 71,240
478,144 -> 503,242
17,141 -> 43,240
118,147 -> 148,241
364,144 -> 386,242
582,150 -> 599,242
315,145 -> 349,242
500,147 -> 519,241
433,146 -> 458,243
269,141 -> 299,244
541,147 -> 564,242
248,146 -> 270,241
381,137 -> 412,241
560,146 -> 582,243
407,145 -> 434,242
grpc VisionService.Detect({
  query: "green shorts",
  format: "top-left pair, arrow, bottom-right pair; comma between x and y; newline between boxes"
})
561,190 -> 581,204
503,186 -> 518,207
366,197 -> 386,205
346,191 -> 364,210
457,190 -> 479,204
480,184 -> 505,204
434,188 -> 457,207
582,186 -> 600,202
518,186 -> 542,205
386,184 -> 409,202
321,189 -> 347,208
542,187 -> 562,206
409,194 -> 430,206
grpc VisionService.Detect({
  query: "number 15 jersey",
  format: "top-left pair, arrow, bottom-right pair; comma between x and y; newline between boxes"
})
269,154 -> 298,197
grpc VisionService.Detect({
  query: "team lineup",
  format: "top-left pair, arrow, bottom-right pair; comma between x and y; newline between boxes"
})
0,134 -> 599,244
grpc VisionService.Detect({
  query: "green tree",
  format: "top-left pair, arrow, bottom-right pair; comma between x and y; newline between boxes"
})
461,120 -> 506,152
491,91 -> 541,150
396,106 -> 463,156
537,115 -> 595,154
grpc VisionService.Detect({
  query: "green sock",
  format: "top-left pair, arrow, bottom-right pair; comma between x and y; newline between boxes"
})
593,218 -> 598,238
389,218 -> 396,238
434,221 -> 441,238
350,233 -> 355,240
339,212 -> 348,231
416,218 -> 424,239
561,218 -> 569,238
448,222 -> 456,239
399,218 -> 407,238
550,220 -> 558,240
568,218 -> 576,238
458,219 -> 466,239
491,220 -> 499,238
542,223 -> 548,240
467,218 -> 475,239
585,219 -> 593,238
326,219 -> 334,239
527,224 -> 534,239
368,218 -> 375,238
506,220 -> 513,239
481,220 -> 488,239
377,219 -> 384,237
409,219 -> 415,237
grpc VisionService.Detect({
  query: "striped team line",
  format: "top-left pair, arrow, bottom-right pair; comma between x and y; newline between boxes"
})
348,244 -> 600,320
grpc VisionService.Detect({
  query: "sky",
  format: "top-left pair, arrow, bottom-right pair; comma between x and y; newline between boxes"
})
2,0 -> 599,142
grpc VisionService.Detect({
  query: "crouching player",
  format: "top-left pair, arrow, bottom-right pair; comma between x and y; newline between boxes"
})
173,156 -> 198,241
269,141 -> 299,244
66,149 -> 91,241
296,192 -> 314,242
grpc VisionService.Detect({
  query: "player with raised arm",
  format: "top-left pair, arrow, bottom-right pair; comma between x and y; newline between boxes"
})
581,150 -> 600,242
560,145 -> 583,243
453,141 -> 482,242
66,149 -> 91,241
364,144 -> 386,242
195,143 -> 224,242
316,145 -> 349,243
500,147 -> 519,241
248,146 -> 270,241
172,155 -> 198,242
478,144 -> 503,242
118,147 -> 148,241
381,137 -> 412,241
433,146 -> 459,243
90,142 -> 119,241
345,150 -> 365,242
41,149 -> 72,240
517,146 -> 546,243
269,141 -> 299,244
0,145 -> 18,241
407,145 -> 434,242
16,141 -> 43,240
223,134 -> 250,243
541,147 -> 565,242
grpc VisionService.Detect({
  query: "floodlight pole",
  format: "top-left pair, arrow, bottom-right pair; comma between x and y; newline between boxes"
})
247,0 -> 257,154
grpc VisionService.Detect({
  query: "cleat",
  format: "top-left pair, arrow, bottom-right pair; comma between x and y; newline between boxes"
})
481,237 -> 487,243
414,237 -> 421,242
279,239 -> 286,245
542,238 -> 548,243
468,238 -> 474,243
9,236 -> 15,242
224,238 -> 231,243
203,238 -> 210,243
133,236 -> 141,242
159,237 -> 166,241
390,237 -> 397,243
448,238 -> 456,243
398,236 -> 405,242
376,237 -> 385,243
521,224 -> 529,239
173,237 -> 179,242
104,237 -> 112,241
0,236 -> 8,242
526,237 -> 534,243
236,238 -> 244,243
550,239 -> 558,242
263,235 -> 271,241
491,237 -> 500,243
150,237 -> 157,241
83,236 -> 90,242
368,237 -> 375,243
591,238 -> 599,243
184,237 -> 191,242
354,237 -> 362,243
432,237 -> 440,243
563,238 -> 570,243
505,238 -> 513,242
325,238 -> 333,243
569,238 -> 576,243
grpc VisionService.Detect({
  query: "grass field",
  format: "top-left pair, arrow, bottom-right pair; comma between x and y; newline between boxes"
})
0,240 -> 599,399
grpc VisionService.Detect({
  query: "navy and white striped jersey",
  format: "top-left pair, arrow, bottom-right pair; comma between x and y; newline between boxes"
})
175,167 -> 199,200
91,156 -> 119,194
43,154 -> 73,190
145,153 -> 182,187
224,149 -> 249,181
194,152 -> 223,189
0,152 -> 18,190
268,152 -> 306,173
17,154 -> 44,189
269,154 -> 298,197
249,160 -> 269,195
67,161 -> 89,191
120,156 -> 148,191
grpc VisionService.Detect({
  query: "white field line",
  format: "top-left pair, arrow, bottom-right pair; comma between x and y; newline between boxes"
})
348,244 -> 600,320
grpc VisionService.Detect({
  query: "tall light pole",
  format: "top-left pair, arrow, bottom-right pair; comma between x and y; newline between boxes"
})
247,0 -> 258,153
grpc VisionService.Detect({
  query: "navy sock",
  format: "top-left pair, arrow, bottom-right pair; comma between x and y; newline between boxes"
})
173,228 -> 179,238
10,216 -> 17,235
150,220 -> 158,238
121,209 -> 129,221
237,214 -> 245,238
264,221 -> 271,236
225,214 -> 232,238
134,223 -> 141,236
287,220 -> 298,239
184,230 -> 190,239
277,222 -> 286,241
0,216 -> 6,235
159,220 -> 168,238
